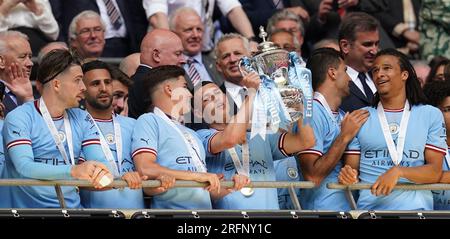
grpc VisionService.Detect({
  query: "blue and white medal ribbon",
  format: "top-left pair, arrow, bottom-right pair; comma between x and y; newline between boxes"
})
288,52 -> 313,125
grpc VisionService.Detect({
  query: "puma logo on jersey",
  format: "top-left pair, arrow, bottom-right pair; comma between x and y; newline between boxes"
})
140,138 -> 150,145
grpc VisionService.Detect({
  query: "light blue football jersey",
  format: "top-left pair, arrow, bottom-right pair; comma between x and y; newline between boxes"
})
0,119 -> 4,173
433,148 -> 450,210
80,115 -> 144,209
345,105 -> 447,210
296,99 -> 350,211
197,129 -> 290,210
274,157 -> 301,210
0,119 -> 9,208
2,100 -> 107,208
131,112 -> 212,209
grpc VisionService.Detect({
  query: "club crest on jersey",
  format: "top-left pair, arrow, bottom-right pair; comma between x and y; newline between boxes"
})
105,133 -> 115,145
389,123 -> 399,135
58,131 -> 66,143
287,167 -> 298,179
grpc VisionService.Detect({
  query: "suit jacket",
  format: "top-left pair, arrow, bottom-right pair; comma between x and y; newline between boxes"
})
359,0 -> 422,48
49,0 -> 147,53
3,92 -> 18,116
186,53 -> 224,90
340,81 -> 373,113
127,65 -> 151,119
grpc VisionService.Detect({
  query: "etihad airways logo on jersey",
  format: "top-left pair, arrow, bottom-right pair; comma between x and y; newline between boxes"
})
175,156 -> 204,172
364,149 -> 420,160
34,157 -> 67,165
370,160 -> 411,167
224,160 -> 269,174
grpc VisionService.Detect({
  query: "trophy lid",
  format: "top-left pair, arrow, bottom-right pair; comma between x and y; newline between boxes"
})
255,26 -> 287,54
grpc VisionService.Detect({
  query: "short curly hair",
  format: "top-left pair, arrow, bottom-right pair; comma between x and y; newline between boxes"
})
423,79 -> 450,107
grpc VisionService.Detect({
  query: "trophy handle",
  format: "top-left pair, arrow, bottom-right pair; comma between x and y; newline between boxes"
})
238,58 -> 246,76
238,56 -> 257,77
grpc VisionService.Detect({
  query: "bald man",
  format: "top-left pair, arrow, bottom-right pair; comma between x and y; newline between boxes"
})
127,29 -> 185,119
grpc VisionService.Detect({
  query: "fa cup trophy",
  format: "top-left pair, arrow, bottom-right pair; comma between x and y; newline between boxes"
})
239,26 -> 313,138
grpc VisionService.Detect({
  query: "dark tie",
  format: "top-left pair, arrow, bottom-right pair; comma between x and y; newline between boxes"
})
358,72 -> 374,103
103,0 -> 123,30
187,58 -> 201,87
239,87 -> 247,106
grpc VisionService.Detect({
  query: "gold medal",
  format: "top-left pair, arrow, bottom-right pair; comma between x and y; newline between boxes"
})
240,187 -> 254,197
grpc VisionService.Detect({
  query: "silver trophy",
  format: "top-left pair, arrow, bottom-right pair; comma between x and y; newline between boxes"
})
239,26 -> 303,123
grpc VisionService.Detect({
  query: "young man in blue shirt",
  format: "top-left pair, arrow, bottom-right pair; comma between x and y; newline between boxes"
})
131,65 -> 248,209
2,49 -> 113,208
297,48 -> 369,210
194,74 -> 315,210
339,49 -> 447,210
423,80 -> 450,210
80,60 -> 146,209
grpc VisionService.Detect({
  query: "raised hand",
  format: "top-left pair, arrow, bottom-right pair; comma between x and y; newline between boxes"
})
241,71 -> 260,90
22,0 -> 42,15
4,62 -> 33,103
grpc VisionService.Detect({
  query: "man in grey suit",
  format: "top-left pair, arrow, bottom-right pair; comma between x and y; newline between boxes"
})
170,7 -> 223,90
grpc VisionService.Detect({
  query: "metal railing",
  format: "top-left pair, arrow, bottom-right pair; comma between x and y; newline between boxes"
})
32,57 -> 123,65
327,183 -> 450,210
0,179 -> 315,209
4,179 -> 450,214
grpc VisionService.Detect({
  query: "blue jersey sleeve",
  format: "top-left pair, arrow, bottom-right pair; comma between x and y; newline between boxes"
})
298,109 -> 327,157
76,110 -> 111,169
268,132 -> 290,160
196,128 -> 219,157
4,110 -> 72,179
344,135 -> 361,155
131,114 -> 158,158
424,106 -> 448,154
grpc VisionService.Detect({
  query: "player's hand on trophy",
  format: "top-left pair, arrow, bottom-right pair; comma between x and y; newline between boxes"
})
280,87 -> 303,112
241,71 -> 260,91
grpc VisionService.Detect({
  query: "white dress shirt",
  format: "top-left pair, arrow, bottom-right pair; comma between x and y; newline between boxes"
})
224,80 -> 246,109
0,0 -> 59,40
142,0 -> 241,51
95,0 -> 127,39
346,66 -> 377,97
183,53 -> 213,83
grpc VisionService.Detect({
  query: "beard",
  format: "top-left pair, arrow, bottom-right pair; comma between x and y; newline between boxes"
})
86,95 -> 113,110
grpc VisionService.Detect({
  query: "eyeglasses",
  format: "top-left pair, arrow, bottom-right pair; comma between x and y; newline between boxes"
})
77,26 -> 104,37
